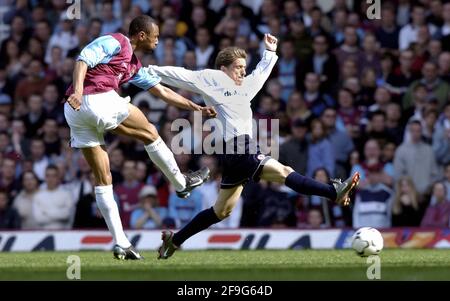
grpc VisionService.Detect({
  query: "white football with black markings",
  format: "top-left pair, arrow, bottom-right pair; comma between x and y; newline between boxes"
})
351,227 -> 384,257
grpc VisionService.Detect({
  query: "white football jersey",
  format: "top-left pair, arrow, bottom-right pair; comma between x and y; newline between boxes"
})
146,50 -> 278,142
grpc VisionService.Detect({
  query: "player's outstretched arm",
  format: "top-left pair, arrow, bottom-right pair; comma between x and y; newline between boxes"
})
67,61 -> 88,111
147,65 -> 205,95
244,33 -> 279,98
149,83 -> 217,117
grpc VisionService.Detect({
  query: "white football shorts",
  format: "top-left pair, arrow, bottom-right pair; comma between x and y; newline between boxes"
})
64,90 -> 130,148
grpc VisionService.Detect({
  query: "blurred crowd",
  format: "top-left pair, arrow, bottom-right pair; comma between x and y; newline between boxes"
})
0,0 -> 449,231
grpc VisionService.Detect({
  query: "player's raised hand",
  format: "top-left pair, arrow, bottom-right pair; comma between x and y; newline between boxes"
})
264,33 -> 278,52
201,106 -> 217,118
67,92 -> 82,111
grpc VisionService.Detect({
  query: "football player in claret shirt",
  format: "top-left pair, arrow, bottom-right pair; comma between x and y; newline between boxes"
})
64,15 -> 216,260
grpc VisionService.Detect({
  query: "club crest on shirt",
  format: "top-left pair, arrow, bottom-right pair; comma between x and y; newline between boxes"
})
223,90 -> 247,97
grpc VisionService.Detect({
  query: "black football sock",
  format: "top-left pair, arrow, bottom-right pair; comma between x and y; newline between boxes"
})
172,207 -> 221,247
285,172 -> 337,200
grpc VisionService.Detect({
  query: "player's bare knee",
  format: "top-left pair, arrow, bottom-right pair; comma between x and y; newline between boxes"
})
142,123 -> 159,144
216,209 -> 232,220
95,172 -> 112,186
281,165 -> 294,178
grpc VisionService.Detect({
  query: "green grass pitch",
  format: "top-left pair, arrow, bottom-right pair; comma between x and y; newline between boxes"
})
0,249 -> 449,280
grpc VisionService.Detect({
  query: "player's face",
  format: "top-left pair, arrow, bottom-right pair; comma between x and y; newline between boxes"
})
222,58 -> 246,86
140,24 -> 159,52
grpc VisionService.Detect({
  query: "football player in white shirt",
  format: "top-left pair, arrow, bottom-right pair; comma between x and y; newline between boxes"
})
152,34 -> 360,259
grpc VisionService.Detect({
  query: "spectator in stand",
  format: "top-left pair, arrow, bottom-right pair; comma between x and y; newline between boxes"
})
41,118 -> 61,158
109,148 -> 125,185
12,171 -> 40,229
334,25 -> 364,75
73,172 -> 107,229
307,6 -> 328,38
29,138 -> 49,181
336,87 -> 362,139
286,90 -> 312,122
375,4 -> 400,51
444,163 -> 450,201
432,102 -> 450,166
0,190 -> 21,229
194,27 -> 215,69
368,87 -> 392,114
391,176 -> 423,227
114,160 -> 144,228
394,120 -> 440,194
377,52 -> 395,86
361,33 -> 381,76
438,52 -> 450,83
301,34 -> 339,92
309,167 -> 345,227
307,119 -> 334,178
321,107 -> 354,178
274,38 -> 299,102
351,139 -> 394,189
100,1 -> 122,35
42,84 -> 64,124
364,111 -> 392,149
286,15 -> 313,62
422,108 -> 438,145
258,182 -> 297,228
353,164 -> 393,229
22,94 -> 47,138
305,208 -> 325,229
386,50 -> 419,98
0,157 -> 20,201
67,23 -> 90,58
130,185 -> 168,229
0,14 -> 29,58
168,188 -> 202,229
403,61 -> 450,112
32,165 -> 73,230
302,72 -> 335,118
399,3 -> 437,51
421,181 -> 450,227
279,118 -> 309,176
385,103 -> 405,146
45,17 -> 78,64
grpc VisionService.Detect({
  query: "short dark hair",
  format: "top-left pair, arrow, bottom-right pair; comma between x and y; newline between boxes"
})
370,110 -> 386,120
409,120 -> 422,128
129,15 -> 156,36
46,164 -> 59,173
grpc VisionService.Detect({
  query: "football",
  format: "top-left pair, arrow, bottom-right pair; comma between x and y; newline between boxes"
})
351,227 -> 384,257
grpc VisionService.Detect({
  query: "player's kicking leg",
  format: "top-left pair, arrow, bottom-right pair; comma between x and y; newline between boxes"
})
82,146 -> 143,260
260,159 -> 360,206
112,103 -> 209,198
158,185 -> 244,259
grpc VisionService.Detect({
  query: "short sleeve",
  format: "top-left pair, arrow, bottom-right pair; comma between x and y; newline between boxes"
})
128,67 -> 161,90
77,35 -> 121,68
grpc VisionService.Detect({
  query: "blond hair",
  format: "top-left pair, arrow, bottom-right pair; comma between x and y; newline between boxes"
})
392,176 -> 420,215
215,47 -> 247,69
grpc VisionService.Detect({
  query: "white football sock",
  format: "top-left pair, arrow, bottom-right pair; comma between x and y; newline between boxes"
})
144,137 -> 186,192
95,185 -> 131,248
